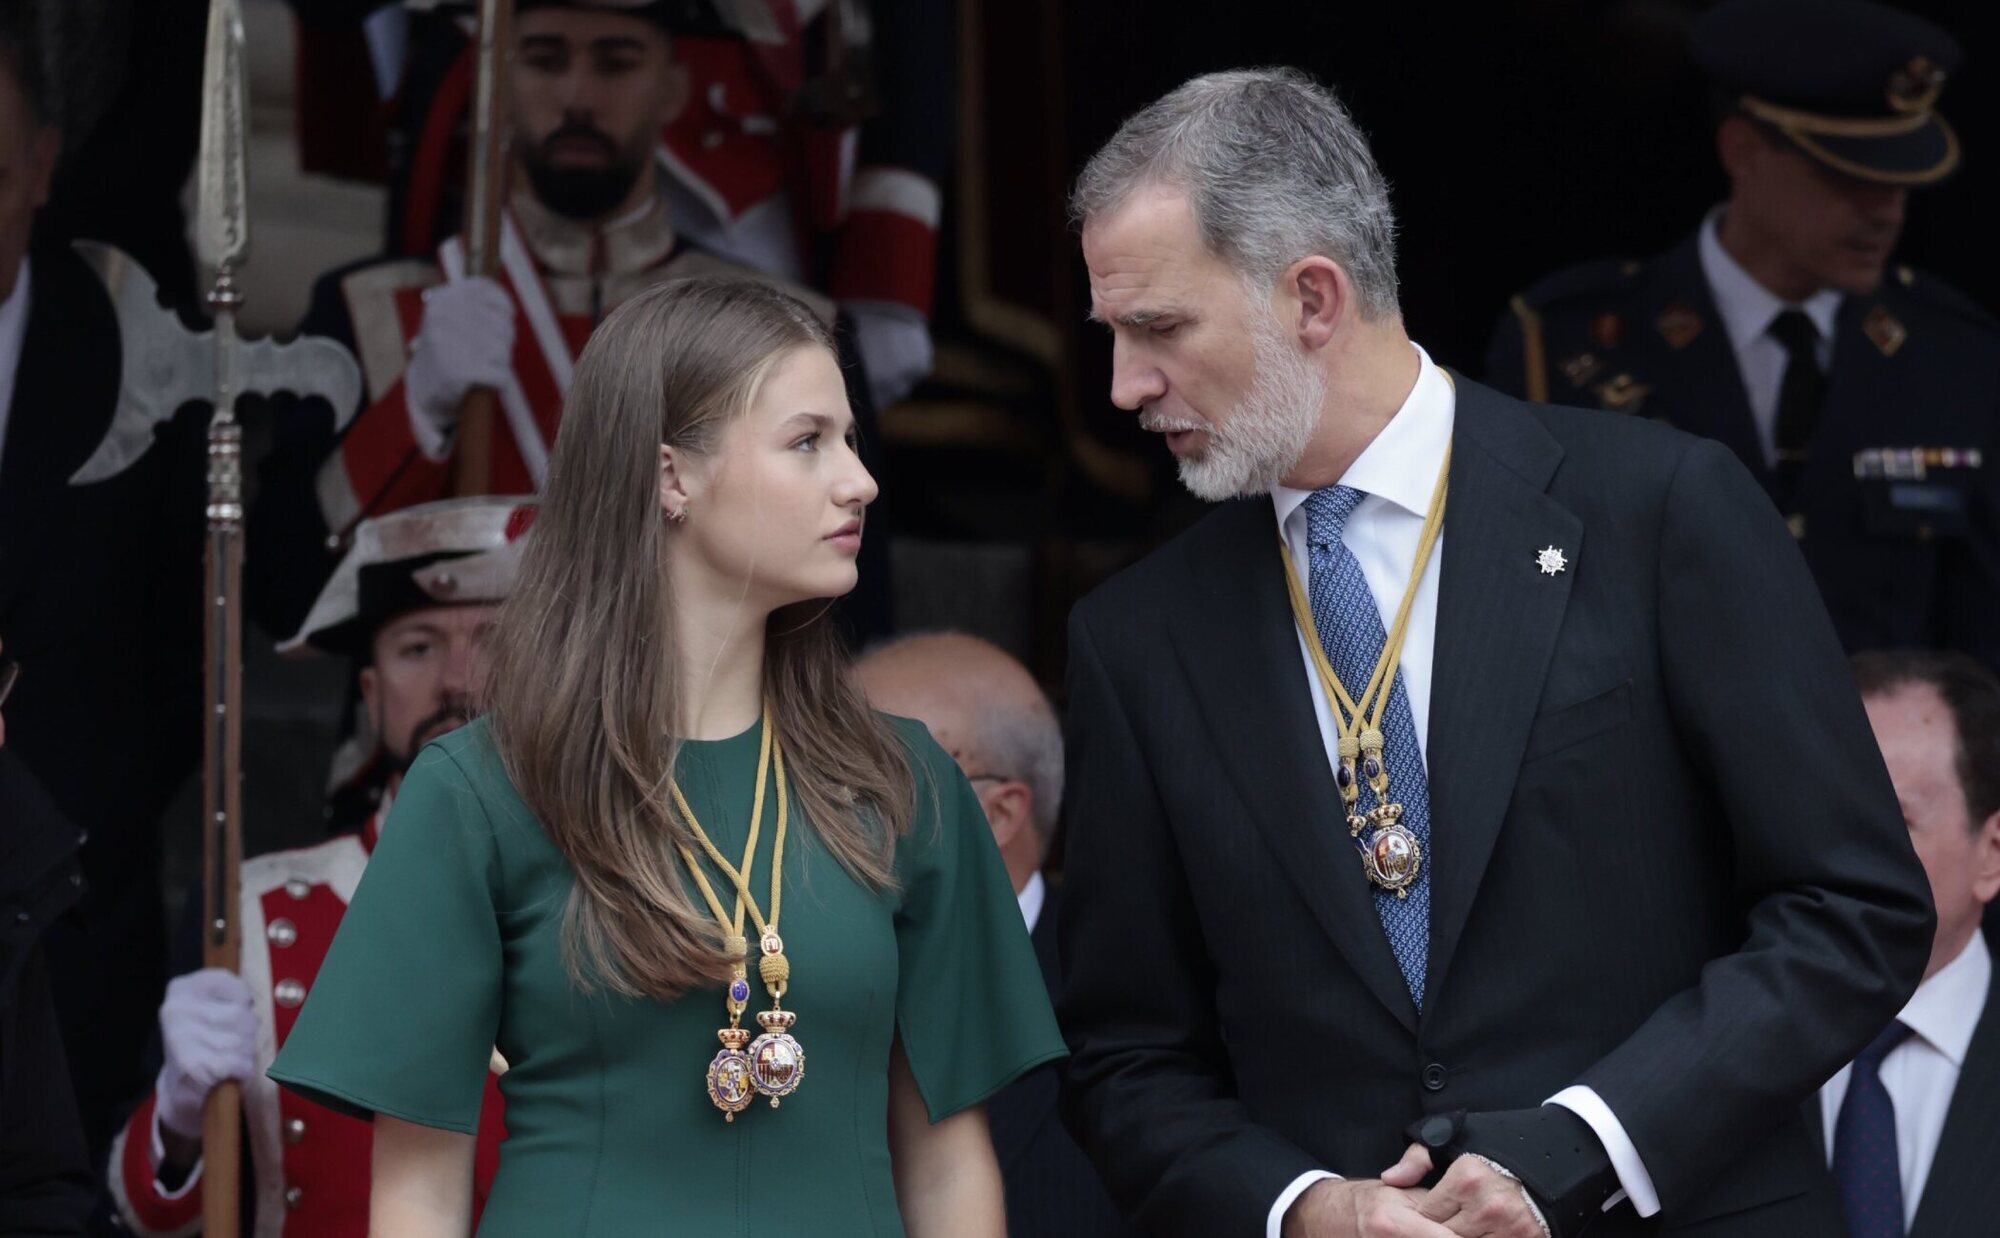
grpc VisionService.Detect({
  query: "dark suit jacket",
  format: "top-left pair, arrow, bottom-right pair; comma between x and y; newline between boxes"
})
0,237 -> 205,1156
1804,928 -> 2000,1238
1057,376 -> 1934,1236
0,751 -> 94,1234
989,893 -> 1135,1237
1486,233 -> 2000,674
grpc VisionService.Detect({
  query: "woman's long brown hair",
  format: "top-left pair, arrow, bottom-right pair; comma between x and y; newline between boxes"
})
485,278 -> 914,1002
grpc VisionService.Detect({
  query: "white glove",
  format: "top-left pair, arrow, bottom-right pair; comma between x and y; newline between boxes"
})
844,299 -> 933,411
402,276 -> 517,460
156,969 -> 259,1140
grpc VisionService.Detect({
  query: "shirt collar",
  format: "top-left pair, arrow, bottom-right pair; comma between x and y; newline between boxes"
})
1271,342 -> 1454,534
1698,207 -> 1842,353
1017,869 -> 1046,933
1899,928 -> 1991,1069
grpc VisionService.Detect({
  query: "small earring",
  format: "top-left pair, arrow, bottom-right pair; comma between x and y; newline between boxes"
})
669,504 -> 689,525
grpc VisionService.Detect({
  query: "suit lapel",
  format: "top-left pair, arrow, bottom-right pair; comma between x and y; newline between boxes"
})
1640,237 -> 1770,488
1421,380 -> 1581,1009
1908,964 -> 2000,1238
1168,503 -> 1419,1032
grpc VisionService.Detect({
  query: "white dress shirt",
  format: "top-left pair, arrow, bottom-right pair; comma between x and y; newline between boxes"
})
1017,870 -> 1046,934
0,254 -> 33,480
1696,207 -> 1842,470
1263,345 -> 1659,1237
1818,929 -> 1991,1230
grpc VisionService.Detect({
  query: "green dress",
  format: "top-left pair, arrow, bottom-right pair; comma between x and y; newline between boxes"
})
268,713 -> 1064,1236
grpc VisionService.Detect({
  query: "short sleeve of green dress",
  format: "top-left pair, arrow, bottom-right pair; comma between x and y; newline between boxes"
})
886,715 -> 1068,1121
268,741 -> 501,1131
268,713 -> 1065,1237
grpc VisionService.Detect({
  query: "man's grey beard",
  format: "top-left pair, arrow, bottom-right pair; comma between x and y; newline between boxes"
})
1153,319 -> 1326,502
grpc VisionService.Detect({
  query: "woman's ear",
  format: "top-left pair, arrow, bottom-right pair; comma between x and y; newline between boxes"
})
659,444 -> 693,523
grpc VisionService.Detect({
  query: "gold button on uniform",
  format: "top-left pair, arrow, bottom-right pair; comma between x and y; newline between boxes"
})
267,918 -> 297,947
275,979 -> 307,1008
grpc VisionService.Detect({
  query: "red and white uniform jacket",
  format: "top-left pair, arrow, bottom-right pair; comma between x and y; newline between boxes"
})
108,810 -> 507,1238
660,0 -> 946,321
314,186 -> 833,535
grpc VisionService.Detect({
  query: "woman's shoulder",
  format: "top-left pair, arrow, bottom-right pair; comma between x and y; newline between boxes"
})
413,715 -> 503,782
403,717 -> 534,826
874,710 -> 955,783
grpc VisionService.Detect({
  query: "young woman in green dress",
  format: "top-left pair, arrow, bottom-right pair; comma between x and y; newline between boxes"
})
268,278 -> 1066,1236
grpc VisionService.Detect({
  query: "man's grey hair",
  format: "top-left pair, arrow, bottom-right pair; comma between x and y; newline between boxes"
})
976,694 -> 1064,862
1071,67 -> 1401,320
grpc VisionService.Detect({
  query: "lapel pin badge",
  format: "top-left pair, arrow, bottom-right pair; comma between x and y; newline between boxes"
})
1535,546 -> 1568,576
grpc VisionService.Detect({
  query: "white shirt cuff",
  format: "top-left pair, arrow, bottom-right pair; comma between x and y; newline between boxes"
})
149,1110 -> 204,1201
1545,1086 -> 1659,1217
1267,1169 -> 1340,1238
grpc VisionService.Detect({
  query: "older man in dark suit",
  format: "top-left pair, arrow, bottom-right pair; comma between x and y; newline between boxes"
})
1825,652 -> 2000,1238
1059,68 -> 1934,1238
859,633 -> 1133,1238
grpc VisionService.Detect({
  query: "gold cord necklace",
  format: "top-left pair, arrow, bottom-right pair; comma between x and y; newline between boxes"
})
1276,443 -> 1450,897
671,704 -> 805,1119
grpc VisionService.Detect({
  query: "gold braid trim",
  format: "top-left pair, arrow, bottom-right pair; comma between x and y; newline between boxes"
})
1777,117 -> 1962,186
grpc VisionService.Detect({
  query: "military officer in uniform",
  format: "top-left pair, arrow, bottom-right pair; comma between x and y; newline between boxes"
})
109,498 -> 526,1238
1486,0 -> 1999,673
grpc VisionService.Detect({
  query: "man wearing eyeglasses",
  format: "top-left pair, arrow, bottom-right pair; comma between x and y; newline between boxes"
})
858,632 -> 1133,1238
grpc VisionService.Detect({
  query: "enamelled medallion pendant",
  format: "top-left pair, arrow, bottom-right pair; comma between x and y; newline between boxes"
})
1352,802 -> 1422,899
747,932 -> 805,1106
749,1008 -> 805,1106
706,970 -> 757,1120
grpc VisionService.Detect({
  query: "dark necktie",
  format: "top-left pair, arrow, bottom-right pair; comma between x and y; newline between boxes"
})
1832,1020 -> 1915,1238
1302,486 -> 1431,1007
1768,310 -> 1825,501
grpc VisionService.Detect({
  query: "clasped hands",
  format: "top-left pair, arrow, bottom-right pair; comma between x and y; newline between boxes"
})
1283,1142 -> 1550,1238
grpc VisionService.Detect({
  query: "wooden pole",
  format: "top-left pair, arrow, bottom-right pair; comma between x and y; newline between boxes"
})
451,0 -> 512,497
199,272 -> 247,1238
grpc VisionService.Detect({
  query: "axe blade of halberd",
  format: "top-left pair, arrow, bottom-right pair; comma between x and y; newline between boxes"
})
67,240 -> 362,486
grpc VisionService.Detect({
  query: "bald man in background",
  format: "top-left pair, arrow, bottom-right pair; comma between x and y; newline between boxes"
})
858,634 -> 1133,1237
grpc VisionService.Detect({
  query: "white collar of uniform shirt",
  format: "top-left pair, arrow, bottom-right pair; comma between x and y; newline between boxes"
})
1017,869 -> 1045,934
1697,206 -> 1842,466
1271,342 -> 1453,758
1819,927 -> 1991,1226
0,252 -> 33,478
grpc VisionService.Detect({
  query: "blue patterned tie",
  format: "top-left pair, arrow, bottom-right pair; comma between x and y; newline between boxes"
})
1302,486 -> 1431,1006
1833,1020 -> 1914,1238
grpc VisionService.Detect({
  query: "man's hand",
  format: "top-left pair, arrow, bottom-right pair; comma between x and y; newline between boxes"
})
155,968 -> 258,1168
402,276 -> 517,458
1280,1146 -> 1456,1238
844,298 -> 933,410
1399,1145 -> 1550,1238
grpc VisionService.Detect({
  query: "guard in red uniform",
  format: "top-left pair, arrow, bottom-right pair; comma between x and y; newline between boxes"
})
109,497 -> 531,1237
251,0 -> 891,642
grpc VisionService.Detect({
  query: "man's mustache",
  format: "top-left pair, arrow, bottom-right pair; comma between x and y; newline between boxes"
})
405,696 -> 474,757
538,121 -> 620,163
1140,408 -> 1209,435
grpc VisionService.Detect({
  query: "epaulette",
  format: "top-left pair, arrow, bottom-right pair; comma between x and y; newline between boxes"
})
1515,256 -> 1644,311
1889,264 -> 2000,335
